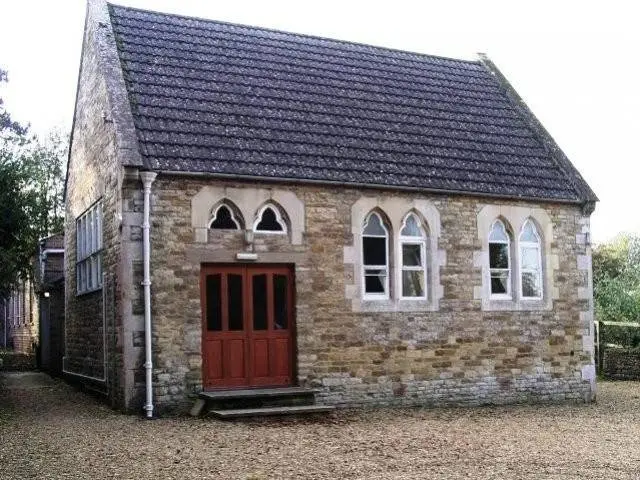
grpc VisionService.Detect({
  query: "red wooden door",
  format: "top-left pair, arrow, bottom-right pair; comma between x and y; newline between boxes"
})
201,265 -> 294,389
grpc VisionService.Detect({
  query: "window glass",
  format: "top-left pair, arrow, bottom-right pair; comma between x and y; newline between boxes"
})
402,244 -> 421,267
364,269 -> 386,294
521,246 -> 539,270
273,274 -> 288,330
363,237 -> 386,266
76,201 -> 104,294
256,207 -> 284,232
362,212 -> 388,296
491,272 -> 509,295
520,220 -> 542,298
210,205 -> 239,229
489,221 -> 509,242
252,274 -> 268,330
489,243 -> 509,269
228,274 -> 244,330
206,274 -> 222,331
363,213 -> 386,236
489,220 -> 510,296
522,272 -> 541,298
402,270 -> 424,297
400,214 -> 422,237
520,221 -> 539,243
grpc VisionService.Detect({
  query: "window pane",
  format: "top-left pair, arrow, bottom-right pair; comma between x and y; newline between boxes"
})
210,205 -> 239,229
400,214 -> 422,237
363,236 -> 386,266
97,205 -> 103,249
520,221 -> 539,243
91,256 -> 98,289
364,269 -> 386,294
252,274 -> 267,330
489,243 -> 509,269
256,207 -> 283,231
206,274 -> 222,331
77,220 -> 82,260
363,213 -> 386,236
97,254 -> 102,285
87,259 -> 93,289
273,274 -> 288,330
489,221 -> 509,242
82,263 -> 87,292
402,244 -> 422,266
521,246 -> 539,270
402,270 -> 425,297
228,274 -> 244,330
88,213 -> 93,255
490,272 -> 509,295
522,271 -> 541,298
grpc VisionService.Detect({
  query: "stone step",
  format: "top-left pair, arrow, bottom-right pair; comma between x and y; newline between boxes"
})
199,386 -> 317,402
209,404 -> 335,419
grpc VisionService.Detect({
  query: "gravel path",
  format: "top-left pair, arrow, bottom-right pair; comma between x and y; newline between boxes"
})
1,372 -> 639,479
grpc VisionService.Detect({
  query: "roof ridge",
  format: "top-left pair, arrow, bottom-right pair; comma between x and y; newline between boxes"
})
107,2 -> 480,67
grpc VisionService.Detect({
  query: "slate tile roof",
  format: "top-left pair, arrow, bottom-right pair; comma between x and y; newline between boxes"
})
107,4 -> 596,203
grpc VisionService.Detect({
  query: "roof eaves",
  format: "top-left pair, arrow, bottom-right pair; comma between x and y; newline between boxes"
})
477,53 -> 598,213
152,168 -> 585,206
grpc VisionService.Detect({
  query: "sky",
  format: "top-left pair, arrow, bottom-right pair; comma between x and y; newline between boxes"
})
0,0 -> 637,244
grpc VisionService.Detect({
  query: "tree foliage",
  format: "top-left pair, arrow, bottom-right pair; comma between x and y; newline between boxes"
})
593,233 -> 640,323
0,68 -> 67,295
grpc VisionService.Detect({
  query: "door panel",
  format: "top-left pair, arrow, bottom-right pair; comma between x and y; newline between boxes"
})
201,265 -> 294,389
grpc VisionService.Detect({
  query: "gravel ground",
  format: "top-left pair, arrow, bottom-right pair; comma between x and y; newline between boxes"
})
1,372 -> 640,479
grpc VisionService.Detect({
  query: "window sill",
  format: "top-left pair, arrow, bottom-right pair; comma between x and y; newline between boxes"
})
482,297 -> 550,312
76,286 -> 103,297
354,297 -> 438,313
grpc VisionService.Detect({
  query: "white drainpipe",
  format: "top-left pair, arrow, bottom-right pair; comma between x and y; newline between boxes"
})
139,170 -> 157,418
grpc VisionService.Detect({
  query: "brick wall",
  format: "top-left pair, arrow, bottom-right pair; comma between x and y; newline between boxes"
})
117,176 -> 594,413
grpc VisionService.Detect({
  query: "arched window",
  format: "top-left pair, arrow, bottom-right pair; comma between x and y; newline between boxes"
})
489,219 -> 511,297
209,204 -> 241,230
519,219 -> 542,298
362,212 -> 389,298
254,204 -> 287,233
399,213 -> 427,298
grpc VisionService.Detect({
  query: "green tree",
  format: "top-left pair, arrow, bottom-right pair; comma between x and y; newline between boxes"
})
593,233 -> 640,323
0,68 -> 67,295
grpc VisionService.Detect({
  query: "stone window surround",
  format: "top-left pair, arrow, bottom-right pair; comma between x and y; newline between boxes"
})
474,204 -> 559,311
191,186 -> 304,245
344,197 -> 445,313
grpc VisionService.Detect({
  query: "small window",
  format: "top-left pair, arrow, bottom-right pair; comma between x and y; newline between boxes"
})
76,201 -> 103,294
209,204 -> 240,230
489,220 -> 511,297
399,213 -> 427,299
520,220 -> 542,299
254,205 -> 286,233
362,212 -> 389,298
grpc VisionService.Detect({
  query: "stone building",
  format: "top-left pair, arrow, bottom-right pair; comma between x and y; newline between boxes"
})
3,277 -> 38,355
64,0 -> 598,415
35,234 -> 65,375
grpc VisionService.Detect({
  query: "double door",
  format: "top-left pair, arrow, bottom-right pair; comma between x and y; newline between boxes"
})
200,265 -> 294,389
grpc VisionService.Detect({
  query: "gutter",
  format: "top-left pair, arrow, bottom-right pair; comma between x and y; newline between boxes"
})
139,170 -> 158,419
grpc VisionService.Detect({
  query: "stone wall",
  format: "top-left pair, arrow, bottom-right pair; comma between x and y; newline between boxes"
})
64,0 -> 139,407
118,175 -> 594,413
602,348 -> 640,380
